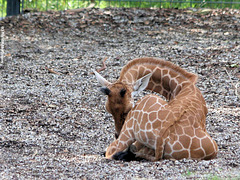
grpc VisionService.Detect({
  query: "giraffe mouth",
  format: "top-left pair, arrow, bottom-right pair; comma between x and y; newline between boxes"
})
115,112 -> 129,139
115,133 -> 119,139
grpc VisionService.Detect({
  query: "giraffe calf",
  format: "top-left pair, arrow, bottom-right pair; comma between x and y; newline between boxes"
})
94,57 -> 218,161
105,94 -> 218,161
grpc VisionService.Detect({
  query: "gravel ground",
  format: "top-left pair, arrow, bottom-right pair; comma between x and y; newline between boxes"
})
0,8 -> 240,179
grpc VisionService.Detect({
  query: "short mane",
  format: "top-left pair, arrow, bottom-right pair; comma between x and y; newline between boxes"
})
119,57 -> 198,84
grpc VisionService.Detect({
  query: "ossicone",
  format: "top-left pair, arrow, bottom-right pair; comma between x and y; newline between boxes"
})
93,70 -> 111,87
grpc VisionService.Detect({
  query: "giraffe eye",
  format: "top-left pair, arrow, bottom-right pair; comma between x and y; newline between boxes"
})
120,88 -> 126,97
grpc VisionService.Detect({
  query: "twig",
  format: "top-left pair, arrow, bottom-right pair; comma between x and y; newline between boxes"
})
235,83 -> 240,99
97,57 -> 108,72
91,57 -> 108,74
45,66 -> 61,75
32,150 -> 38,159
87,3 -> 95,9
224,67 -> 240,99
13,118 -> 27,123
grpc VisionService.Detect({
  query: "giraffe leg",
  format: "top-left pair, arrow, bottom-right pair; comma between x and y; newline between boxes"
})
131,141 -> 145,152
112,146 -> 145,161
134,133 -> 165,162
111,142 -> 146,161
110,141 -> 154,161
105,118 -> 136,160
106,131 -> 157,162
135,146 -> 155,160
152,136 -> 165,161
105,135 -> 135,160
135,137 -> 165,162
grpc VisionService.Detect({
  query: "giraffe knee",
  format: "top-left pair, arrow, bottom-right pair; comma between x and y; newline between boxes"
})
105,144 -> 118,159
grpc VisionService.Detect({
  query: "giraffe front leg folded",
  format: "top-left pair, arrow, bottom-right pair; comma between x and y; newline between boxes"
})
105,137 -> 135,160
129,141 -> 155,160
143,136 -> 165,161
133,132 -> 165,161
105,140 -> 124,159
108,141 -> 153,161
133,138 -> 165,161
135,146 -> 155,160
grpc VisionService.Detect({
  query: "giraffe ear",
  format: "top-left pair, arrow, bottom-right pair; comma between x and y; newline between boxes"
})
132,72 -> 153,97
93,70 -> 111,87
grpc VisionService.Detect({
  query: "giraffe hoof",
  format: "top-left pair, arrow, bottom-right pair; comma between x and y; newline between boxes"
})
112,148 -> 143,162
113,151 -> 136,162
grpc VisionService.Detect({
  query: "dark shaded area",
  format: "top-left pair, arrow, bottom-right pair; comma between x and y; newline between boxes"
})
7,0 -> 21,16
113,147 -> 144,162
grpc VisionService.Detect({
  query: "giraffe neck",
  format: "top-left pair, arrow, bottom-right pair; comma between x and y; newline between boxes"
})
118,57 -> 198,101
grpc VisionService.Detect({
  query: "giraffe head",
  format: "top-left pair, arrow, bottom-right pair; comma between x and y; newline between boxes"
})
94,70 -> 152,138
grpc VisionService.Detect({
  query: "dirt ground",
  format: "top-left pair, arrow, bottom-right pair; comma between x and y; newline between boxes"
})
0,8 -> 240,179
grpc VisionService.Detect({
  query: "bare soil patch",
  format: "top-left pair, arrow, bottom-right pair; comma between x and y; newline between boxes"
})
0,8 -> 239,179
